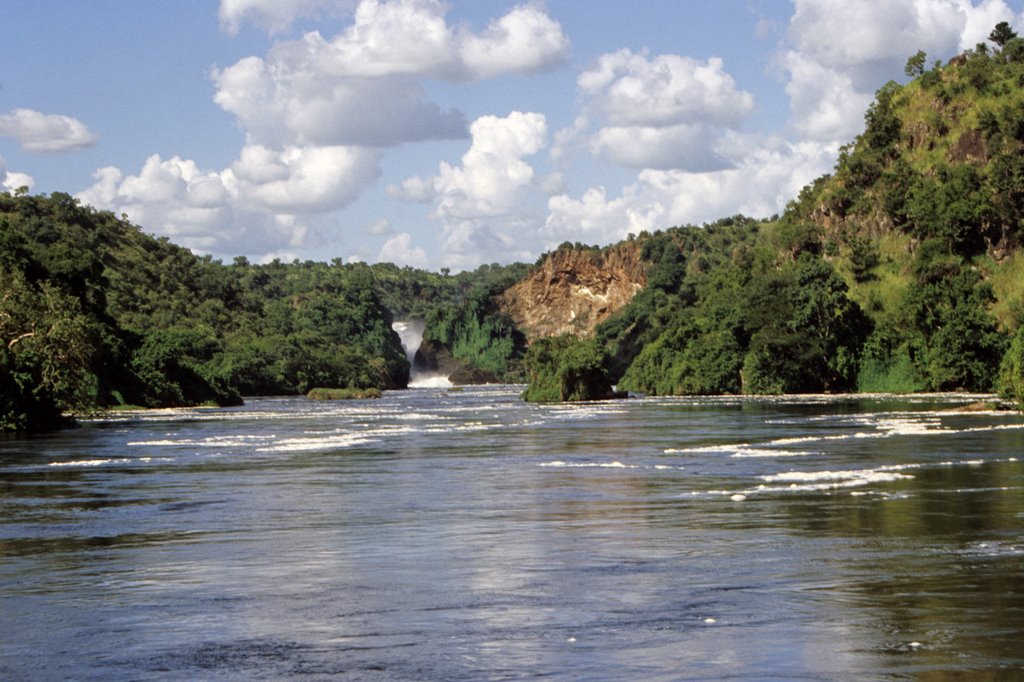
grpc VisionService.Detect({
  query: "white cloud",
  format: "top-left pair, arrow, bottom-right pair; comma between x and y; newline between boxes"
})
377,231 -> 428,268
276,1 -> 456,79
459,4 -> 571,79
366,217 -> 393,235
545,136 -> 838,246
76,145 -> 379,257
259,0 -> 569,81
0,108 -> 98,153
212,57 -> 466,148
569,49 -> 754,171
589,123 -> 727,172
218,0 -> 342,35
434,111 -> 547,219
0,156 -> 35,193
211,0 -> 568,149
783,50 -> 873,143
392,111 -> 548,267
579,50 -> 754,128
229,144 -> 381,212
397,112 -> 547,218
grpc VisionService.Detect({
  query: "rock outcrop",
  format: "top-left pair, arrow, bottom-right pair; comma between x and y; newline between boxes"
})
497,242 -> 646,340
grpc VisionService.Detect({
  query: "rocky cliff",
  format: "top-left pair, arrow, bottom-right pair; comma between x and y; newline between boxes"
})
497,242 -> 646,340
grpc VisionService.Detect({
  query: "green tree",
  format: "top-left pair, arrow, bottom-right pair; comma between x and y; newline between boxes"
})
989,21 -> 1018,48
1,269 -> 99,430
997,326 -> 1024,408
902,246 -> 1007,390
905,50 -> 927,78
522,336 -> 614,402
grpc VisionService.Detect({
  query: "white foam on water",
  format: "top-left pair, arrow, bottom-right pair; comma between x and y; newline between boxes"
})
729,448 -> 817,458
963,540 -> 1024,557
666,409 -> 1024,457
395,412 -> 444,421
540,460 -> 639,469
665,443 -> 816,458
419,421 -> 491,434
760,466 -> 916,484
409,375 -> 454,389
665,444 -> 751,454
741,472 -> 912,494
128,434 -> 274,448
48,458 -> 133,467
257,432 -> 374,453
957,423 -> 1024,435
545,405 -> 630,420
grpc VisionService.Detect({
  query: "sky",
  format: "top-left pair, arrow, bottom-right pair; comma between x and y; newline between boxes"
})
2,1 -> 1023,271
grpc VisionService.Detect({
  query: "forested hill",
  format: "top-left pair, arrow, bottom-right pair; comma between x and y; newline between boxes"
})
0,192 -> 406,431
523,28 -> 1024,405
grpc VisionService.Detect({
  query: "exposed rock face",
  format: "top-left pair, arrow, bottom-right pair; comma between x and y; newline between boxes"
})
497,242 -> 646,340
949,128 -> 988,164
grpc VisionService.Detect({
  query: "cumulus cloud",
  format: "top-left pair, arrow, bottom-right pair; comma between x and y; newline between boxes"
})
212,0 -> 568,149
589,124 -> 725,172
218,0 -> 341,35
229,144 -> 381,212
366,217 -> 393,235
459,4 -> 571,79
395,111 -> 547,217
0,108 -> 98,153
782,0 -> 1020,142
377,232 -> 428,268
392,111 -> 548,267
212,58 -> 466,148
545,135 -> 839,247
783,51 -> 873,143
0,156 -> 35,193
76,145 -> 379,256
579,50 -> 754,128
567,49 -> 754,171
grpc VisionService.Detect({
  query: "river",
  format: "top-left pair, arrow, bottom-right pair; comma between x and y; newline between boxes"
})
2,386 -> 1023,680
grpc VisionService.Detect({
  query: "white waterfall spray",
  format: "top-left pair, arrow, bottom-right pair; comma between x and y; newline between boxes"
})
392,320 -> 453,388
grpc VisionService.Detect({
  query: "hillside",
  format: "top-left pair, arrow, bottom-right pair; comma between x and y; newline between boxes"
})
0,192 -> 410,430
518,29 -> 1024,403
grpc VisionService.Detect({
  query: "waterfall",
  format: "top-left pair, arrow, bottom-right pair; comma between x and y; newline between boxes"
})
392,320 -> 452,388
392,320 -> 424,367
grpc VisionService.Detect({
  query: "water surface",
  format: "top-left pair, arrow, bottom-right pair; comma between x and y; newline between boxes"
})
2,387 -> 1023,679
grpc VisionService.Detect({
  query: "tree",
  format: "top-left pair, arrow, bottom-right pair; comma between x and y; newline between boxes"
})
902,250 -> 1007,391
905,50 -> 927,78
997,327 -> 1024,408
522,336 -> 614,402
1,268 -> 99,430
990,21 -> 1018,48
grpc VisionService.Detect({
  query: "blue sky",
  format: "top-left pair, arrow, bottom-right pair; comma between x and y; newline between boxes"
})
2,0 -> 1022,270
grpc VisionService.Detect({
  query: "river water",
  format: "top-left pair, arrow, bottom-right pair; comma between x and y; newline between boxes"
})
1,386 -> 1023,680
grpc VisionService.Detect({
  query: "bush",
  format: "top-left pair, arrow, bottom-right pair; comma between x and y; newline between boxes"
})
997,327 -> 1024,407
307,387 -> 382,400
522,336 -> 614,402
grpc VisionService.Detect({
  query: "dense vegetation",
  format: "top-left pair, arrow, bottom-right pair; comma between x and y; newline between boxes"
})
526,25 -> 1024,404
0,188 -> 536,431
0,191 -> 411,430
521,335 -> 613,402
